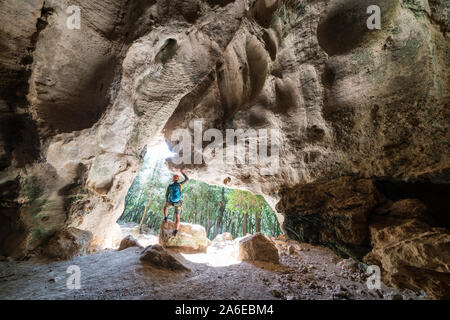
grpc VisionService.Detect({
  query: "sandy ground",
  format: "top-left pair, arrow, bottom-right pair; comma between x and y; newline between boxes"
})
0,223 -> 427,300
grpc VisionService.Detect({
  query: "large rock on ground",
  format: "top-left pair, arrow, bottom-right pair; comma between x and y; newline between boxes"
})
42,227 -> 93,260
364,199 -> 450,300
140,244 -> 190,272
118,235 -> 143,251
238,233 -> 279,264
213,232 -> 233,243
159,221 -> 210,253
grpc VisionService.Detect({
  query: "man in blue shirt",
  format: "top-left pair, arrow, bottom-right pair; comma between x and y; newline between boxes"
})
163,170 -> 189,236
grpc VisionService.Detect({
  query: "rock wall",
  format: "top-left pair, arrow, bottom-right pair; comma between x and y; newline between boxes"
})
277,176 -> 450,298
0,0 -> 449,297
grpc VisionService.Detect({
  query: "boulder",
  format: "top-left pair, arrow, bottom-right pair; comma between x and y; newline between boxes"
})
118,235 -> 143,251
42,227 -> 93,260
1,0 -> 449,298
159,221 -> 209,253
140,244 -> 190,272
238,233 -> 279,264
213,232 -> 233,243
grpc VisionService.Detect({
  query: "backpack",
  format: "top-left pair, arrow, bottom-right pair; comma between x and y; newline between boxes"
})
168,182 -> 182,203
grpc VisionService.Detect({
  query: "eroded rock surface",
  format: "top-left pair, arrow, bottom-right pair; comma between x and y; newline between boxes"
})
41,227 -> 93,260
277,176 -> 385,259
364,199 -> 450,300
0,0 -> 449,298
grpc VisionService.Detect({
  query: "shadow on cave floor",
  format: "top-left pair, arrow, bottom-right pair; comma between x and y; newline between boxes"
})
0,235 -> 426,300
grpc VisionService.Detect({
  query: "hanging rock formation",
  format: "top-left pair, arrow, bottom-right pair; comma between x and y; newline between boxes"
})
0,0 -> 449,298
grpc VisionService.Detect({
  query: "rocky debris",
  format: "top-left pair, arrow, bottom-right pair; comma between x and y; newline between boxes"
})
336,258 -> 360,273
0,227 -> 424,300
383,292 -> 404,300
364,199 -> 450,300
238,233 -> 279,264
288,245 -> 296,255
42,228 -> 93,260
87,245 -> 103,254
118,235 -> 143,251
332,284 -> 353,300
270,289 -> 284,299
159,221 -> 209,253
140,244 -> 190,272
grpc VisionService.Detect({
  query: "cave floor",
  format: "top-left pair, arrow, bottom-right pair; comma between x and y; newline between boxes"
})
0,235 -> 427,300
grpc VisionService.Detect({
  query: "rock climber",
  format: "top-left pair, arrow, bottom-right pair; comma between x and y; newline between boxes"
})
163,170 -> 189,236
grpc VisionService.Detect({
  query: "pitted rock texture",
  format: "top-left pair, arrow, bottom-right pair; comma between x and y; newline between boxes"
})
364,198 -> 450,300
0,0 -> 449,298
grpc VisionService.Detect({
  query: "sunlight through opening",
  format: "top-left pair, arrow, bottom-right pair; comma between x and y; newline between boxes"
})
180,249 -> 241,268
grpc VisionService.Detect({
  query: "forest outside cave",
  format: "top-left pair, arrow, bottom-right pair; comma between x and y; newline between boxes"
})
118,142 -> 282,241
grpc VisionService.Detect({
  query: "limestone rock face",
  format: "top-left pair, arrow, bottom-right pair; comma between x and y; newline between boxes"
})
118,235 -> 143,251
42,227 -> 93,260
238,233 -> 279,263
159,221 -> 210,253
279,177 -> 450,299
140,244 -> 190,272
0,0 -> 449,298
277,176 -> 386,259
364,199 -> 450,300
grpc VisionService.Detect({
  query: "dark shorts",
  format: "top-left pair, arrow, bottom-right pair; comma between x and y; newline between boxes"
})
165,200 -> 183,214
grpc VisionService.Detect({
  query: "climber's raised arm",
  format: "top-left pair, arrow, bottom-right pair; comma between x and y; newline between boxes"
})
180,170 -> 189,185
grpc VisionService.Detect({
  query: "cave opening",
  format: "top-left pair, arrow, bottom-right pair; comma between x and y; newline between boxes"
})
112,139 -> 284,268
117,140 -> 282,247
